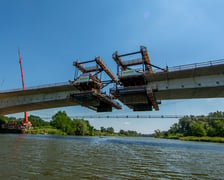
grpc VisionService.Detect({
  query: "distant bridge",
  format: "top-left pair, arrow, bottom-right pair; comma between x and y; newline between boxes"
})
73,115 -> 184,119
0,46 -> 224,115
37,114 -> 224,120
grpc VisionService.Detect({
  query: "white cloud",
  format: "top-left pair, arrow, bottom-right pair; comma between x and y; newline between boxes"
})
124,121 -> 130,125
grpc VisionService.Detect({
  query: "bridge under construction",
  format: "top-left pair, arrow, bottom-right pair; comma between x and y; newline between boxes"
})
0,46 -> 224,115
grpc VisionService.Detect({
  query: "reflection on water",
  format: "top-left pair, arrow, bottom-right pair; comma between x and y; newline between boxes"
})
0,134 -> 224,179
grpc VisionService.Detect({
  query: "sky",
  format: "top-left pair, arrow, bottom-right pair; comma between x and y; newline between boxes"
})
0,0 -> 224,133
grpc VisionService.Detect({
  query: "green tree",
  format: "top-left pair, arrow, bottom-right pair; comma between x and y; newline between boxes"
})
119,129 -> 140,136
127,130 -> 139,136
207,127 -> 216,137
29,115 -> 50,127
8,117 -> 17,123
208,111 -> 224,119
213,120 -> 224,136
84,120 -> 95,136
50,111 -> 73,134
106,127 -> 114,134
190,121 -> 206,137
161,111 -> 224,138
119,129 -> 125,135
0,116 -> 8,126
100,126 -> 106,132
73,120 -> 88,136
168,123 -> 180,134
179,117 -> 192,136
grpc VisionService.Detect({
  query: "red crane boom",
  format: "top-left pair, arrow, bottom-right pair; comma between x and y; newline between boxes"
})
18,48 -> 29,126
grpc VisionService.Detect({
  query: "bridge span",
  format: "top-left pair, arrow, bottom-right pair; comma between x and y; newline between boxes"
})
111,59 -> 224,111
0,46 -> 224,115
0,82 -> 122,115
145,59 -> 224,100
0,83 -> 79,115
110,47 -> 224,111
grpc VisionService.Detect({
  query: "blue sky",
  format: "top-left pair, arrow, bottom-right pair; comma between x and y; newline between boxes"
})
1,0 -> 224,133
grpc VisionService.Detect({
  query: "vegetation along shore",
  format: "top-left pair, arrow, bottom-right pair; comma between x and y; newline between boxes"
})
0,111 -> 140,137
1,111 -> 224,143
153,111 -> 224,143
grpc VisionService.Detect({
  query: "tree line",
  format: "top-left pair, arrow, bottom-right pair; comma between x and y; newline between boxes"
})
0,111 -> 140,136
154,111 -> 224,138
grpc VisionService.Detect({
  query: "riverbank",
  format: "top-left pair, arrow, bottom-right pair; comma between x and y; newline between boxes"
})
16,126 -> 138,137
179,136 -> 224,143
153,111 -> 224,144
26,126 -> 66,136
158,135 -> 224,143
2,127 -> 224,143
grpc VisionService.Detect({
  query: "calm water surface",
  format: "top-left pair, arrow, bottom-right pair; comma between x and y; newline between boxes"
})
0,134 -> 224,179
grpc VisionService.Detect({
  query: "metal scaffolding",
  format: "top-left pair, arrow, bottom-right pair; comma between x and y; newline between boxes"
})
69,57 -> 121,112
111,46 -> 161,111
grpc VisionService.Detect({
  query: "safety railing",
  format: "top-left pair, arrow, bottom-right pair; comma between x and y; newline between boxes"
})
0,82 -> 70,93
154,58 -> 224,73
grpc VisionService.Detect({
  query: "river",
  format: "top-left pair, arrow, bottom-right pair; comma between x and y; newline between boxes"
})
0,134 -> 224,179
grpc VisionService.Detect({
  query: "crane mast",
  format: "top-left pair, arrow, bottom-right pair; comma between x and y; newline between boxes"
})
18,48 -> 31,127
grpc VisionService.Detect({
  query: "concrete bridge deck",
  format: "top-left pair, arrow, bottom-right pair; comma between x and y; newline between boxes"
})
0,83 -> 79,115
0,81 -> 122,115
147,62 -> 224,100
111,59 -> 224,111
1,59 -> 224,115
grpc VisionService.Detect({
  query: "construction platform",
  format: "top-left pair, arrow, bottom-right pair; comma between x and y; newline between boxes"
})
111,46 -> 163,111
70,90 -> 121,112
69,56 -> 121,112
111,55 -> 224,111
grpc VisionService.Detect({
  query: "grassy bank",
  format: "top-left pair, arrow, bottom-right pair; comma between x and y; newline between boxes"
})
26,126 -> 66,136
26,127 -> 139,137
179,136 -> 224,143
158,135 -> 224,143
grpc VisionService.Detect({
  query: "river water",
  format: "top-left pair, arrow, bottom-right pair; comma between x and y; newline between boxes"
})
0,134 -> 224,179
